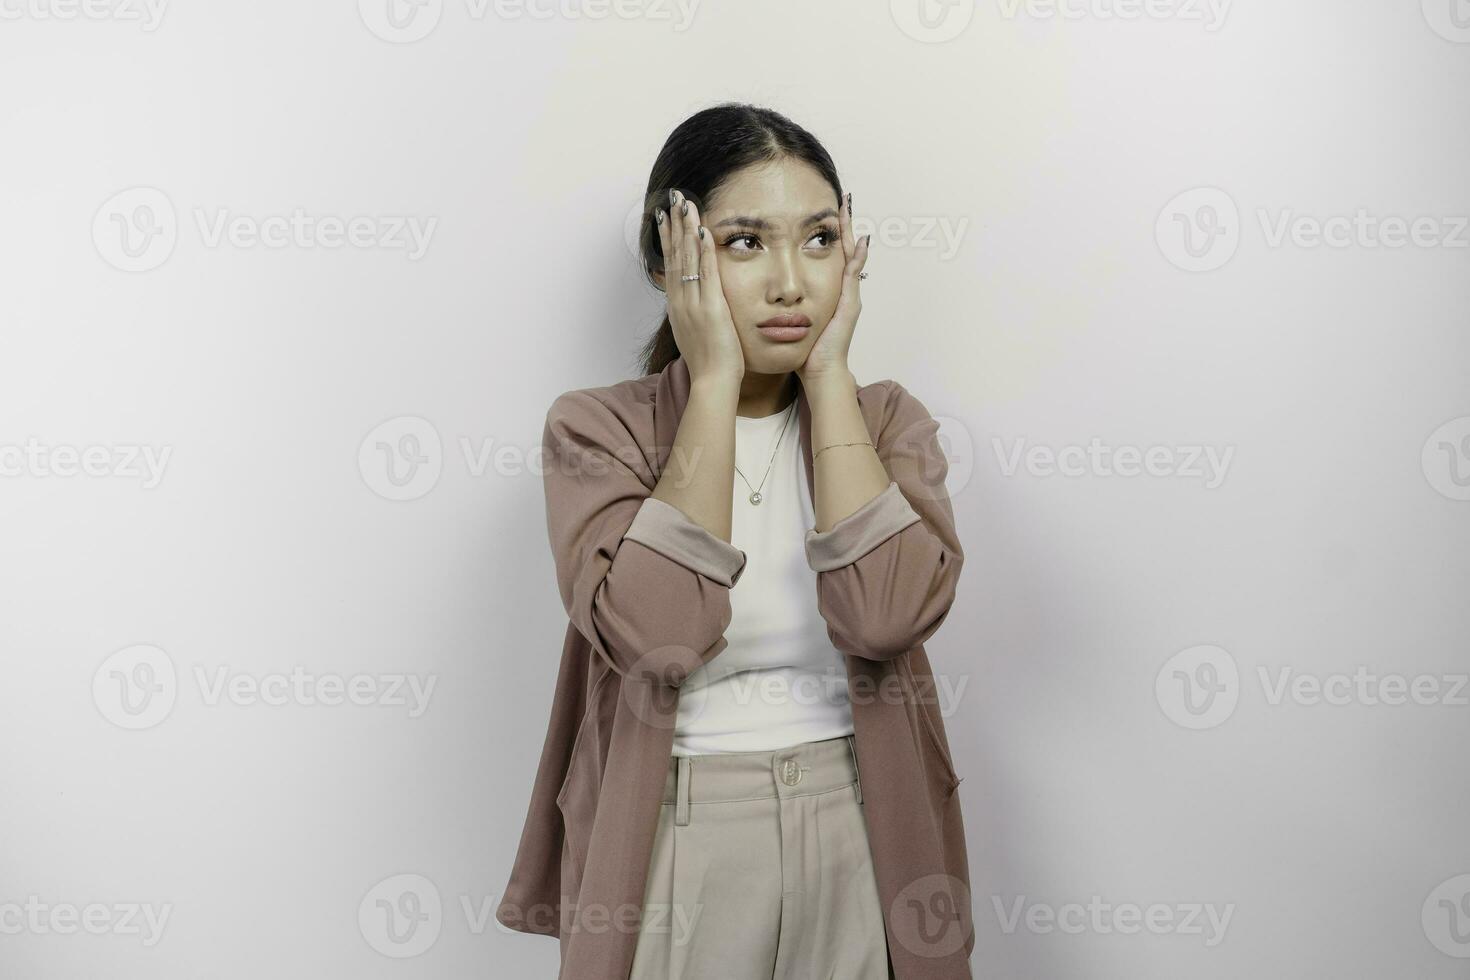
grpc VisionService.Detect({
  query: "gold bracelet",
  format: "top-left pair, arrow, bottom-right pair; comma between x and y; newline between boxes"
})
813,441 -> 874,462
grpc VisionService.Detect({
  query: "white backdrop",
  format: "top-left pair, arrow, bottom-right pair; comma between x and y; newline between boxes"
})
2,1 -> 1468,978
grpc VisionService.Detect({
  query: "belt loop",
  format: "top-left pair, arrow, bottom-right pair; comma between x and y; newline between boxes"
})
675,756 -> 691,826
846,734 -> 863,805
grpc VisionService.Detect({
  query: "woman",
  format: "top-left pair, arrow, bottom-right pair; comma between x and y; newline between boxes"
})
496,103 -> 974,980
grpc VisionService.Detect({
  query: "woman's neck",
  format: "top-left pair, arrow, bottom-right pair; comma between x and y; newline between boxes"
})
736,371 -> 798,420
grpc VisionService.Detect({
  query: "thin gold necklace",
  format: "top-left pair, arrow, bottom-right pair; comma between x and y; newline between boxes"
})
734,400 -> 796,506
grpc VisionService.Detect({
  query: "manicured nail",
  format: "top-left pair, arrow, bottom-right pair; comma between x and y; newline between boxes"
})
847,193 -> 853,218
681,201 -> 689,216
656,209 -> 665,225
863,234 -> 871,247
697,226 -> 705,239
668,189 -> 676,206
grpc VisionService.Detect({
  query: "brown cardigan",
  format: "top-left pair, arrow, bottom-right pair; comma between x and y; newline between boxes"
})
496,354 -> 975,979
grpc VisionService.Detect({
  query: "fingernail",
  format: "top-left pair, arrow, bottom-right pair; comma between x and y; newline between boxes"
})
847,193 -> 853,217
864,234 -> 871,247
668,189 -> 676,206
656,209 -> 664,225
681,201 -> 689,216
698,226 -> 705,240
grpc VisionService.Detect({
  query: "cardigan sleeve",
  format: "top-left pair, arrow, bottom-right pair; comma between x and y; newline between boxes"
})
541,390 -> 747,688
802,380 -> 964,662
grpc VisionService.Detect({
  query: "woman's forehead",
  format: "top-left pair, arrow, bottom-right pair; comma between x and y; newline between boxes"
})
707,164 -> 837,226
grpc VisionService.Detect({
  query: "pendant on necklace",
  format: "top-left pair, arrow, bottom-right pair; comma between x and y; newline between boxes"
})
749,491 -> 763,505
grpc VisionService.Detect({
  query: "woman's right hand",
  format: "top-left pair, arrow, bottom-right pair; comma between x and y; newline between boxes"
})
658,189 -> 745,386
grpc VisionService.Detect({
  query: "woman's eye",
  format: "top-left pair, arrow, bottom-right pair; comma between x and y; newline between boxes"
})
721,228 -> 840,252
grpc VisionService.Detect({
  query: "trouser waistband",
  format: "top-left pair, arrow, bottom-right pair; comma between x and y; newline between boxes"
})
662,734 -> 863,826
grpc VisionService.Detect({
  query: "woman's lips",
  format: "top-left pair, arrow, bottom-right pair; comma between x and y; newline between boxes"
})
757,325 -> 809,341
757,314 -> 811,342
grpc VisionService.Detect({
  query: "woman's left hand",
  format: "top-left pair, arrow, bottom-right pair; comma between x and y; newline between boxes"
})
797,192 -> 870,387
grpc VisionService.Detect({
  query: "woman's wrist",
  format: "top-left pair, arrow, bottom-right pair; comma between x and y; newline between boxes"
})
689,372 -> 743,402
800,367 -> 856,394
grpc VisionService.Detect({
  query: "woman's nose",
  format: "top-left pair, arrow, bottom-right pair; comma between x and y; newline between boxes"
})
766,250 -> 803,304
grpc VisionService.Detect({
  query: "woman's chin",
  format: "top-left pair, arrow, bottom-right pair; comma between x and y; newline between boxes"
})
741,343 -> 812,375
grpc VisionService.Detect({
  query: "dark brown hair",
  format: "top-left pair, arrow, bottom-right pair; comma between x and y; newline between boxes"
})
634,102 -> 843,378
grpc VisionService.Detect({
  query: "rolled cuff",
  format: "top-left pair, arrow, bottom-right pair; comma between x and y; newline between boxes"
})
623,495 -> 748,587
804,481 -> 922,572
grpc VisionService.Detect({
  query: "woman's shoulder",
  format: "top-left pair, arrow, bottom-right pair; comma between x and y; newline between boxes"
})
542,374 -> 659,442
870,376 -> 939,428
544,372 -> 933,439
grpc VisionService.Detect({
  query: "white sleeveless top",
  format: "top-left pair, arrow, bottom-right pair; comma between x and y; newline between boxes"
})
669,401 -> 856,756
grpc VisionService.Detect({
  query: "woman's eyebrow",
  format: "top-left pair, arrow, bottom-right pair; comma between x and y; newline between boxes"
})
712,208 -> 839,230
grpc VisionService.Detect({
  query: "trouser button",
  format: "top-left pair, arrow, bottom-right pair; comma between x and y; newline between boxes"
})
778,758 -> 804,786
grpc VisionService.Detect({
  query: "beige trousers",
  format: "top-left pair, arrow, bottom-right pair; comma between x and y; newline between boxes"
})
628,734 -> 895,980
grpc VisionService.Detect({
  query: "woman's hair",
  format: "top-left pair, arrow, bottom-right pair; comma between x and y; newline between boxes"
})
635,102 -> 843,378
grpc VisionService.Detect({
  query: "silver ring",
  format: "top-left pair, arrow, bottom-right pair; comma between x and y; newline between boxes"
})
857,272 -> 868,280
681,274 -> 701,282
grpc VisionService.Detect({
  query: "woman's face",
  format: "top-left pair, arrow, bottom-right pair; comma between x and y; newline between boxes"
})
697,159 -> 845,376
